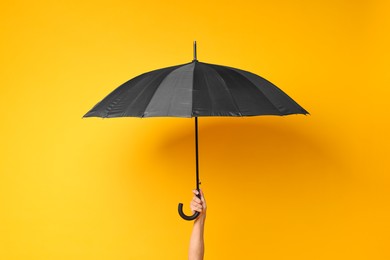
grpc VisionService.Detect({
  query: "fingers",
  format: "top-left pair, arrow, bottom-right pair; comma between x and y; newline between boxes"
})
190,189 -> 206,213
190,200 -> 203,213
193,189 -> 205,199
192,189 -> 200,197
192,195 -> 201,204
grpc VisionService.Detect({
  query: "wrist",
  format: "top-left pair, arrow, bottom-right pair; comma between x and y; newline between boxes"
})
195,212 -> 206,223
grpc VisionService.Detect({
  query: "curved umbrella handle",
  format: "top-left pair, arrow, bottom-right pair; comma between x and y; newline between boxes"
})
178,203 -> 200,221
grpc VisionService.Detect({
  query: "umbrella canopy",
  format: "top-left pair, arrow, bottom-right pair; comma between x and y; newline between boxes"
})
83,62 -> 308,118
84,42 -> 308,221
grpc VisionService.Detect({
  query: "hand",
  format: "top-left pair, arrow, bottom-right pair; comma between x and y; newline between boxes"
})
190,189 -> 207,217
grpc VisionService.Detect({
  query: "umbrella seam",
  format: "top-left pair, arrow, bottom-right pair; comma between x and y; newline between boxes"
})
222,66 -> 284,115
143,62 -> 194,117
200,63 -> 215,115
123,71 -> 169,117
191,61 -> 196,117
206,63 -> 243,116
101,75 -> 146,117
166,64 -> 194,116
138,64 -> 186,117
210,63 -> 308,115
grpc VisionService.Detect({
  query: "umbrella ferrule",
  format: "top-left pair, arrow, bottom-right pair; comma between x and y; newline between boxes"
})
193,40 -> 197,61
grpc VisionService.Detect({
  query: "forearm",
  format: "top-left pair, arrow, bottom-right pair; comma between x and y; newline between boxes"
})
188,214 -> 206,260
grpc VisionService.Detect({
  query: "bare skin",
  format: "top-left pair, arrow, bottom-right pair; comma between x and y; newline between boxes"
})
188,189 -> 207,260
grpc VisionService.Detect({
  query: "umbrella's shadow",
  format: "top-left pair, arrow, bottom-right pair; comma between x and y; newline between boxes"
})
146,118 -> 346,188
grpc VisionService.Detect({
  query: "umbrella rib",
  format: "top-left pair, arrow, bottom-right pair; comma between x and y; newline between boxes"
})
222,66 -> 284,115
206,64 -> 243,116
123,74 -> 165,117
191,61 -> 197,117
137,64 -> 185,117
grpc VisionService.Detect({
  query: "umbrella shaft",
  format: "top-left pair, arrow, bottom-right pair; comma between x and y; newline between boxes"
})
195,117 -> 200,193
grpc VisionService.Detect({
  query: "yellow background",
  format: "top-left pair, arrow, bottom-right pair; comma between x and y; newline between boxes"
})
1,0 -> 389,259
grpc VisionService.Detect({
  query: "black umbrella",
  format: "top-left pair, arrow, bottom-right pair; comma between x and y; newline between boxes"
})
84,41 -> 309,220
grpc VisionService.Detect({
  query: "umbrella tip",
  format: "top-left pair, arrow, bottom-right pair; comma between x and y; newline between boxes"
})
193,40 -> 197,62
